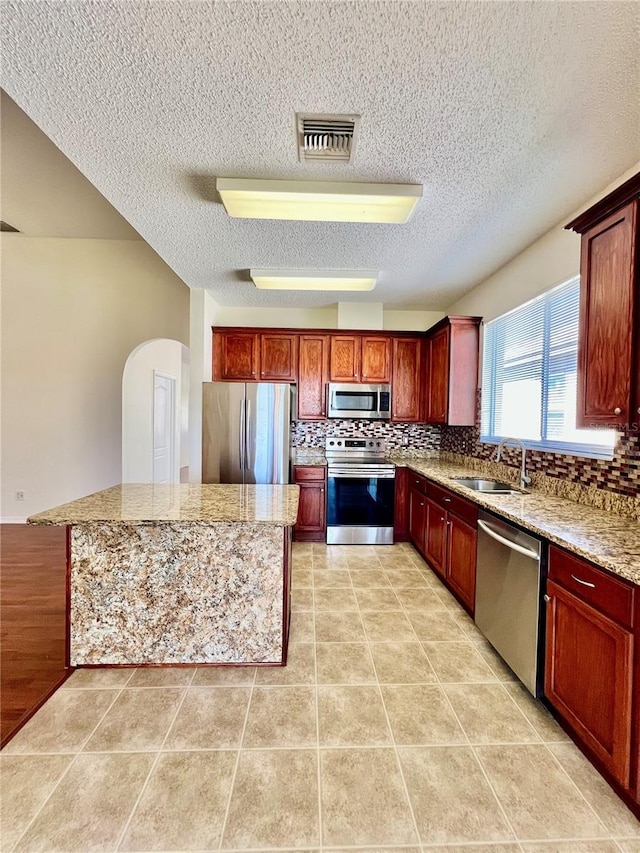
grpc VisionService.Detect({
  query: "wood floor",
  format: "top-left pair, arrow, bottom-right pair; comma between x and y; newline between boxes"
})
1,523 -> 70,747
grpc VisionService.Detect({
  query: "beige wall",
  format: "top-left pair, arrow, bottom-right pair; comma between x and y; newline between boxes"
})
214,304 -> 443,332
1,235 -> 190,520
447,161 -> 640,322
188,289 -> 219,483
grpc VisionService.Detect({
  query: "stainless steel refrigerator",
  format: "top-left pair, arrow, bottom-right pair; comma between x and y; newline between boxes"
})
202,382 -> 291,484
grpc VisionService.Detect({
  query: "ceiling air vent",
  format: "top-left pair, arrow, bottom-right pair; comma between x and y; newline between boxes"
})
297,113 -> 360,164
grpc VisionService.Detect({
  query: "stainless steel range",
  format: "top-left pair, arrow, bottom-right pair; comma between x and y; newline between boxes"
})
325,437 -> 395,545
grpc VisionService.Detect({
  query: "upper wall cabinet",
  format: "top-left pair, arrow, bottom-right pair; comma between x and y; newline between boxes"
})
361,336 -> 391,383
565,173 -> 640,430
212,330 -> 260,381
424,316 -> 481,426
391,337 -> 423,422
298,334 -> 329,420
260,333 -> 298,382
329,334 -> 391,383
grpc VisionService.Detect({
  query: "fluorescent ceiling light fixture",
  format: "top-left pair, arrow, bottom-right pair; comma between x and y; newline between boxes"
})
250,269 -> 378,291
217,178 -> 422,223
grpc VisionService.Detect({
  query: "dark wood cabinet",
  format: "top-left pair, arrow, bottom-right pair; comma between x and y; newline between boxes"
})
391,337 -> 423,422
260,333 -> 298,382
424,497 -> 447,580
408,477 -> 477,614
424,316 -> 481,426
426,328 -> 449,423
565,175 -> 640,430
545,544 -> 639,798
330,335 -> 361,382
394,467 -> 409,542
545,578 -> 634,786
213,330 -> 259,381
292,466 -> 326,542
446,513 -> 477,612
361,336 -> 391,383
298,335 -> 329,420
1,525 -> 71,747
408,487 -> 426,553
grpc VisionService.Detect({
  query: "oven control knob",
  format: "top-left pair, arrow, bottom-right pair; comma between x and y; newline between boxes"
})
369,441 -> 374,447
376,441 -> 381,447
337,441 -> 342,446
329,441 -> 335,446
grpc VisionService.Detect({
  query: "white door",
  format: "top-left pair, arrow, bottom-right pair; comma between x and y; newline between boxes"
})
153,371 -> 176,484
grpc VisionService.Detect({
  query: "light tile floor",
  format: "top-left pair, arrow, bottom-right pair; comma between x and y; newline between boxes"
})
1,542 -> 639,852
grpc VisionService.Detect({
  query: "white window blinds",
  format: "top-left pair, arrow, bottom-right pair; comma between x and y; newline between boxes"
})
481,277 -> 616,458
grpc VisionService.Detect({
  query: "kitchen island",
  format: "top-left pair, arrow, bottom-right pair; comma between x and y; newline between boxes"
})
28,483 -> 299,667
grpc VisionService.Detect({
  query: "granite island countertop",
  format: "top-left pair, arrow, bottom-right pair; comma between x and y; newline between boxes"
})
394,457 -> 640,586
28,483 -> 300,527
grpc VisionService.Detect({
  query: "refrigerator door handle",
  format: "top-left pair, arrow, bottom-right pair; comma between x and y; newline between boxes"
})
245,400 -> 252,470
239,399 -> 246,471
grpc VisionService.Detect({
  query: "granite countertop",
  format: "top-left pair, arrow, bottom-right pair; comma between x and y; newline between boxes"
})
400,458 -> 640,586
28,484 -> 300,527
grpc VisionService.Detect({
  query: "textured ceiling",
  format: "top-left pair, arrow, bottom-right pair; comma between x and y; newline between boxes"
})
0,91 -> 140,239
1,1 -> 639,309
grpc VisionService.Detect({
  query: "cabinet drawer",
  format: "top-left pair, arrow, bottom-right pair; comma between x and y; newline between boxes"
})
428,482 -> 478,526
409,472 -> 427,494
293,466 -> 326,482
548,545 -> 635,629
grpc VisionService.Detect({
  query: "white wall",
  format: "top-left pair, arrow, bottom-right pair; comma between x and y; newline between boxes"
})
1,236 -> 190,521
122,339 -> 188,483
447,161 -> 640,322
188,289 -> 220,483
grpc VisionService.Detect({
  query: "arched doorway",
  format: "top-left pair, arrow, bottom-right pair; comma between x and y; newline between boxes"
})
122,339 -> 190,483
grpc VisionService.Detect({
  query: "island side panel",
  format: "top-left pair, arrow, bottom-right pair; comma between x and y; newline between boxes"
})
70,521 -> 285,665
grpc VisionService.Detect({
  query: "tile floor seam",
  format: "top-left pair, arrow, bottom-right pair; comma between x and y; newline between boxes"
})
114,667 -> 196,851
7,680 -> 130,853
496,681 -> 546,744
365,637 -> 422,846
538,739 -> 618,839
437,678 -> 521,846
217,665 -> 257,850
314,611 -> 323,853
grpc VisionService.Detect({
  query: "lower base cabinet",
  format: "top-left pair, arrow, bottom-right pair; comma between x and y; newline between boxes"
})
292,465 -> 326,542
446,513 -> 477,613
408,474 -> 477,616
545,545 -> 637,795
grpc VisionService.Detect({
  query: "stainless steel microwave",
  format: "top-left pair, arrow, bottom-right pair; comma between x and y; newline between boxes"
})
327,383 -> 392,420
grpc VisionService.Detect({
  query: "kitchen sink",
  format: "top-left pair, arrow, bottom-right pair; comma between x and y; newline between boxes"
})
450,477 -> 524,494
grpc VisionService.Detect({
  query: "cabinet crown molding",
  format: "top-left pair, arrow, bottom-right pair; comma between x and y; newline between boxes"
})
565,171 -> 640,234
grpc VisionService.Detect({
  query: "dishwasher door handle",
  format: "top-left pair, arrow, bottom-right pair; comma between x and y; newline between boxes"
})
478,520 -> 540,560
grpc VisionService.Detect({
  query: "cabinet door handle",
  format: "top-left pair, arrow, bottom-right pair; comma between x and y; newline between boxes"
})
440,516 -> 445,522
544,594 -> 551,603
614,407 -> 621,415
443,498 -> 452,503
571,574 -> 595,589
420,501 -> 424,506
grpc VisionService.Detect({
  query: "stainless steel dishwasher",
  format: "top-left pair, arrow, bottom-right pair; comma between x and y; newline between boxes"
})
475,511 -> 545,697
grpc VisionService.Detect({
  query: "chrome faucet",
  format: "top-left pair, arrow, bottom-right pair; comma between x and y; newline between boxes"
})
495,437 -> 531,490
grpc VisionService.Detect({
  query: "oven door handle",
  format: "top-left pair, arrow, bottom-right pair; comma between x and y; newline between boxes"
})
329,470 -> 396,479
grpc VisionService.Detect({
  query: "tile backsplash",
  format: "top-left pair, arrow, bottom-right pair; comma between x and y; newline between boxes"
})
291,420 -> 441,452
441,393 -> 640,500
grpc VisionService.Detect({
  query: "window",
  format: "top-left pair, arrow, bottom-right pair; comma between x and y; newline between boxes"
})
481,277 -> 616,458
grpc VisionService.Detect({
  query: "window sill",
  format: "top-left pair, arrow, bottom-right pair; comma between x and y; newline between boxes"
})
479,436 -> 615,462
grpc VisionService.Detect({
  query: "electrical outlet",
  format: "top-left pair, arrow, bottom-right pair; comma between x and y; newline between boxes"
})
15,490 -> 25,502
402,434 -> 409,447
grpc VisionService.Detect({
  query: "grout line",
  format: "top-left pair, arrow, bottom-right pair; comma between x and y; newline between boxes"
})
114,667 -> 196,851
540,741 -> 616,839
314,609 -> 323,852
8,681 -> 129,852
216,665 -> 257,850
436,669 -> 521,845
366,636 -> 422,846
